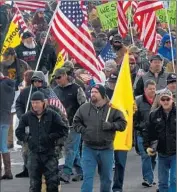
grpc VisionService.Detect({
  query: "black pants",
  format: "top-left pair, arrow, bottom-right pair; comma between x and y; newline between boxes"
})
28,151 -> 59,192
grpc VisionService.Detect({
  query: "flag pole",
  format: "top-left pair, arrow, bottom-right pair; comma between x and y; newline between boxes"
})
128,4 -> 135,46
105,107 -> 111,122
25,1 -> 60,113
164,9 -> 175,72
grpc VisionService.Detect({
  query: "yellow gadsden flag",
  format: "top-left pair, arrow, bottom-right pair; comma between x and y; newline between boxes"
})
51,51 -> 65,77
0,13 -> 21,61
110,52 -> 134,151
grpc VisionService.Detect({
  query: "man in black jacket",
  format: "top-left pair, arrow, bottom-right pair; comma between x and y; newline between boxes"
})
134,80 -> 157,187
73,84 -> 127,192
143,89 -> 176,192
16,91 -> 68,192
15,71 -> 50,178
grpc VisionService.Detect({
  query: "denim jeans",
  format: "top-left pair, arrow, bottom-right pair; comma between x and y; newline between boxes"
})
112,150 -> 128,192
63,129 -> 82,175
137,135 -> 156,184
81,146 -> 114,192
0,124 -> 9,153
158,154 -> 176,192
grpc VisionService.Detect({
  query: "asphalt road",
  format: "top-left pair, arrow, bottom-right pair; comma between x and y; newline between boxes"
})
1,148 -> 159,192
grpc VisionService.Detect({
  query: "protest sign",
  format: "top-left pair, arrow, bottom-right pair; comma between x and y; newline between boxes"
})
96,1 -> 118,30
157,1 -> 176,25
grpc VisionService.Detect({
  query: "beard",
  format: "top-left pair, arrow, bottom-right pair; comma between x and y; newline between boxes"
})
91,96 -> 97,103
24,41 -> 36,49
112,44 -> 122,51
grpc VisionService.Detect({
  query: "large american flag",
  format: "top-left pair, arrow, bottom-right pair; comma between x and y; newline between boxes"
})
134,1 -> 163,53
98,43 -> 115,70
15,1 -> 47,12
48,88 -> 67,116
51,1 -> 102,82
117,1 -> 128,38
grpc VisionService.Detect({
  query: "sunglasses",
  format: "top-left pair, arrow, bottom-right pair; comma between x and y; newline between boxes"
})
130,63 -> 136,65
160,98 -> 171,102
34,80 -> 42,83
39,12 -> 44,14
55,76 -> 62,80
113,41 -> 121,44
165,41 -> 171,44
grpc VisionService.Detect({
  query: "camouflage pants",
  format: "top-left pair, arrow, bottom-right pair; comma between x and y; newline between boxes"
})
28,151 -> 59,192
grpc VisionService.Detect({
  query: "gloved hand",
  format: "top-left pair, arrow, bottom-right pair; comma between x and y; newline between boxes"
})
41,66 -> 48,75
102,121 -> 112,131
146,147 -> 156,156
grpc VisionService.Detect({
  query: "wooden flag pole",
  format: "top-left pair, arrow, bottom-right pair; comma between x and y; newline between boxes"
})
128,4 -> 135,46
105,107 -> 111,122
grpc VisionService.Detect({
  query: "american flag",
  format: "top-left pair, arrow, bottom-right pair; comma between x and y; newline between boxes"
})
134,1 -> 163,53
15,1 -> 47,12
48,88 -> 67,116
13,10 -> 29,38
123,0 -> 138,12
98,43 -> 115,70
117,1 -> 128,38
51,1 -> 102,82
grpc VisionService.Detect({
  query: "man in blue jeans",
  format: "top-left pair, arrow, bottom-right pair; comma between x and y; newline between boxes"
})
144,89 -> 176,192
53,68 -> 87,182
134,80 -> 157,187
0,72 -> 15,179
73,84 -> 127,192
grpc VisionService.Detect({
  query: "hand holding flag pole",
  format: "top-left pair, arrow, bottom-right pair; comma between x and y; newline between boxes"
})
25,2 -> 60,113
105,52 -> 134,151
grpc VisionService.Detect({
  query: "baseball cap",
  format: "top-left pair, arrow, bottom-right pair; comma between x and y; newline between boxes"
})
167,73 -> 176,84
54,68 -> 67,78
129,46 -> 142,53
150,54 -> 163,62
104,60 -> 117,72
160,89 -> 173,99
112,34 -> 123,43
22,32 -> 33,39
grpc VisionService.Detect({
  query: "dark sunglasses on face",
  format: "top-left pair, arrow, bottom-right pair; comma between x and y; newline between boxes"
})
34,80 -> 42,83
165,41 -> 171,44
160,97 -> 171,102
113,41 -> 121,44
130,63 -> 136,65
55,76 -> 62,80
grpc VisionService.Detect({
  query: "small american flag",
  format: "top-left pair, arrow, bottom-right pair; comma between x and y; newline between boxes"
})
15,1 -> 47,12
48,88 -> 67,116
134,0 -> 163,53
117,1 -> 128,38
51,1 -> 103,83
98,43 -> 115,70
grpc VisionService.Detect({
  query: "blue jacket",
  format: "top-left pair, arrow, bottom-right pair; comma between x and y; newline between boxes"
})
158,34 -> 176,61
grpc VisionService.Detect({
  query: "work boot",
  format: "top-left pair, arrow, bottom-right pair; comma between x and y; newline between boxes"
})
15,166 -> 29,178
72,174 -> 83,182
60,172 -> 70,183
1,153 -> 13,179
